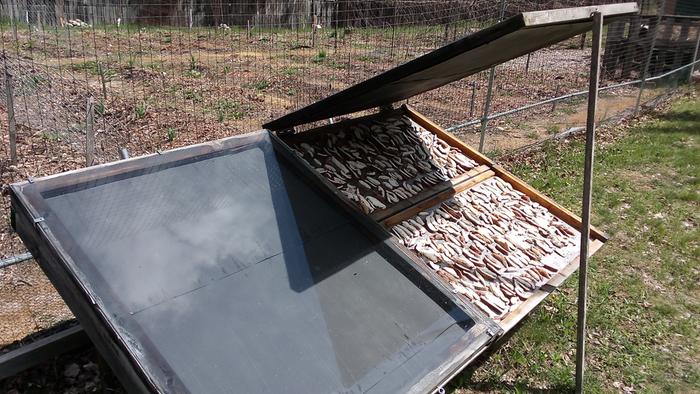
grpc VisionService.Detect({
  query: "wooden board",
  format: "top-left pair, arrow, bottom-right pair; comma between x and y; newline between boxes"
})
380,169 -> 494,227
0,325 -> 89,380
372,165 -> 492,223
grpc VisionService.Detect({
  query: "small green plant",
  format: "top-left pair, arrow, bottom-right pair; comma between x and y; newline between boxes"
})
312,49 -> 327,63
559,106 -> 577,115
95,101 -> 105,115
134,103 -> 147,119
183,89 -> 203,102
21,40 -> 34,50
326,60 -> 346,70
166,127 -> 177,142
163,35 -> 172,44
213,99 -> 244,122
526,130 -> 539,139
282,66 -> 300,76
184,68 -> 203,78
147,62 -> 163,72
223,65 -> 231,74
546,125 -> 560,135
41,131 -> 62,142
25,74 -> 47,89
245,80 -> 270,91
126,58 -> 137,69
286,89 -> 297,97
188,54 -> 197,71
184,54 -> 203,77
71,60 -> 101,75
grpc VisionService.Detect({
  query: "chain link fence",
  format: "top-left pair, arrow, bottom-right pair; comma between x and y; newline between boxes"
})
0,0 -> 698,345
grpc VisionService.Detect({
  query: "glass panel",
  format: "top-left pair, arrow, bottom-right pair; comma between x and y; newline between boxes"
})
32,132 -> 483,393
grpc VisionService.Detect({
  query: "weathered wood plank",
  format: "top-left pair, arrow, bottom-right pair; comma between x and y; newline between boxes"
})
381,169 -> 494,228
371,165 -> 491,223
0,325 -> 89,380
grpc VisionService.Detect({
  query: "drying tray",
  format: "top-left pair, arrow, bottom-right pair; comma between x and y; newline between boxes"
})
277,105 -> 607,333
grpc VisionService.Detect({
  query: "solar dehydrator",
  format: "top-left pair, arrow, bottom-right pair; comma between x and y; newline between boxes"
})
10,3 -> 637,393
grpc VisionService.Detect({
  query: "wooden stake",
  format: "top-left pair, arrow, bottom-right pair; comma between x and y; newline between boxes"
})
4,70 -> 17,163
85,97 -> 95,166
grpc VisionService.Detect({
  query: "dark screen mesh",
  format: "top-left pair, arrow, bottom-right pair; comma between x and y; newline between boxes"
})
29,132 -> 483,393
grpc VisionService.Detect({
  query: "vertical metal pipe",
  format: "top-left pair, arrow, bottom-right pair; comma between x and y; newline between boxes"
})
118,148 -> 130,160
575,11 -> 603,394
478,0 -> 506,153
634,0 -> 665,115
689,31 -> 700,85
4,69 -> 17,163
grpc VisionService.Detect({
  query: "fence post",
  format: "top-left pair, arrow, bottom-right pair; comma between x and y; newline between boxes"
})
10,7 -> 18,44
634,0 -> 665,116
312,14 -> 317,48
477,0 -> 506,153
469,82 -> 476,118
689,31 -> 700,85
575,11 -> 603,394
390,2 -> 397,59
85,97 -> 95,166
4,70 -> 17,163
525,53 -> 531,75
98,62 -> 108,101
551,84 -> 561,112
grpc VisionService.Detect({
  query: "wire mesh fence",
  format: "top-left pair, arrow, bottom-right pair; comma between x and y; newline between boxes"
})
0,0 -> 698,345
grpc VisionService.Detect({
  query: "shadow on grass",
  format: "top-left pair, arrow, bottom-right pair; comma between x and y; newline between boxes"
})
652,110 -> 700,132
447,316 -> 574,393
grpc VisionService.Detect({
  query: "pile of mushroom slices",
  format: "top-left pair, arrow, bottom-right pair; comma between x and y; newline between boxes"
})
288,115 -> 479,213
390,177 -> 580,320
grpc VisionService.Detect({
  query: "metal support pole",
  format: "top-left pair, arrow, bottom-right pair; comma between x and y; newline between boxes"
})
4,70 -> 17,163
634,1 -> 665,115
85,97 -> 95,166
689,31 -> 700,85
575,11 -> 603,394
478,0 -> 506,153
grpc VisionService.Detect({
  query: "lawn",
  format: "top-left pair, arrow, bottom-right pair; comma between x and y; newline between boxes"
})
453,95 -> 700,393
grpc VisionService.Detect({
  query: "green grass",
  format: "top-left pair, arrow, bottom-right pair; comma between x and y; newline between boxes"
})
453,96 -> 700,393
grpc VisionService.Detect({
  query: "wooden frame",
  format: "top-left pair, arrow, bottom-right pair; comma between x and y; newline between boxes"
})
403,105 -> 608,242
278,104 -> 608,335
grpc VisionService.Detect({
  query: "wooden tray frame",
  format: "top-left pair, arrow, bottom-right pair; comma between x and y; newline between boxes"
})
395,105 -> 607,332
279,104 -> 608,334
